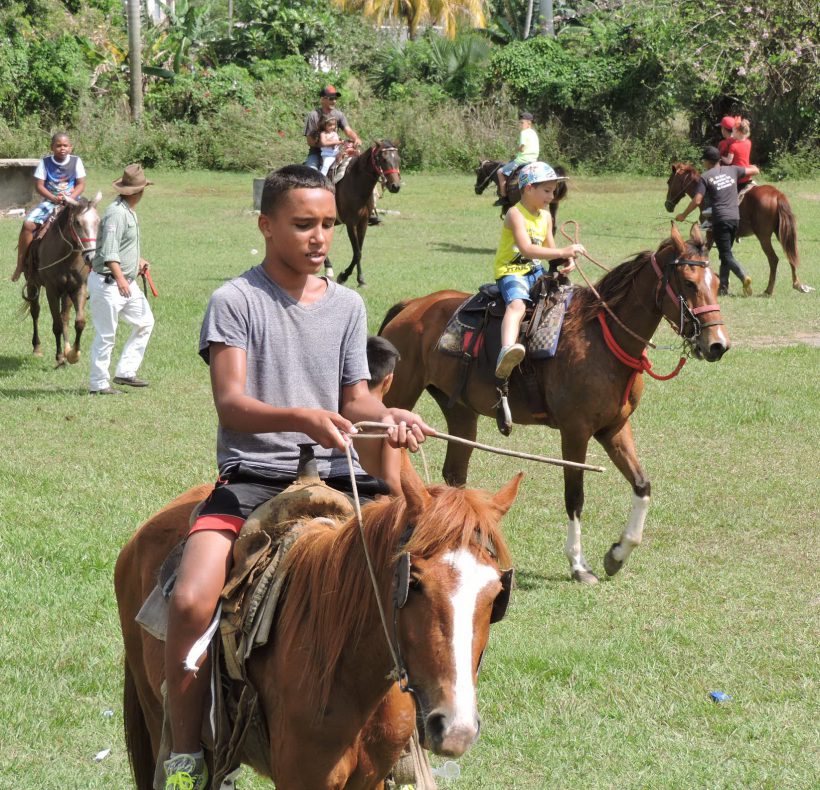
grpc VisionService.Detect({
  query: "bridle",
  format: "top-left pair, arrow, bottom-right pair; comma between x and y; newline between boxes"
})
651,251 -> 723,344
37,203 -> 98,272
370,143 -> 400,187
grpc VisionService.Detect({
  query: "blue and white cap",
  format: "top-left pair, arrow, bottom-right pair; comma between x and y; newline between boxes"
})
518,161 -> 567,190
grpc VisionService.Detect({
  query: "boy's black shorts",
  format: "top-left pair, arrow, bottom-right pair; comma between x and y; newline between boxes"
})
190,463 -> 390,535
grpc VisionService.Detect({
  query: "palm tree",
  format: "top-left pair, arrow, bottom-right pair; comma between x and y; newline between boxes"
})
332,0 -> 487,39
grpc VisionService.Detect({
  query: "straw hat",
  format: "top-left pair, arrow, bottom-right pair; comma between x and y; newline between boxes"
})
113,164 -> 154,195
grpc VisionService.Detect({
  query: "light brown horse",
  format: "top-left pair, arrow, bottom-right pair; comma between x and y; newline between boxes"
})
22,192 -> 101,365
116,458 -> 521,789
664,163 -> 811,295
334,140 -> 401,287
380,225 -> 729,584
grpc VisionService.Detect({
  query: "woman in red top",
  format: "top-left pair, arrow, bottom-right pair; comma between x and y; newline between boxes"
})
726,119 -> 753,189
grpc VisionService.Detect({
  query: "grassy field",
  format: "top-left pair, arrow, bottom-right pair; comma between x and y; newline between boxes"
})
0,169 -> 818,790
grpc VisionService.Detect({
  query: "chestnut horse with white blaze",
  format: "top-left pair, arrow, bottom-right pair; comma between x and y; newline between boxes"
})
379,225 -> 729,584
665,162 -> 811,294
22,192 -> 101,365
116,457 -> 521,789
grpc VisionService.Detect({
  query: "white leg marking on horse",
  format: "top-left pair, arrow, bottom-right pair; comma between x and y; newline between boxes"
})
565,516 -> 588,571
444,549 -> 497,729
611,493 -> 650,563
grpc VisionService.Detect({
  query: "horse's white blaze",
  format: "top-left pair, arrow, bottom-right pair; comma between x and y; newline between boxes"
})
443,549 -> 497,729
564,516 -> 589,571
611,493 -> 650,563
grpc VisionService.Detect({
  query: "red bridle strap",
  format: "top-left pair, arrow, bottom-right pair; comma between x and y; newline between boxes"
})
597,311 -> 687,406
370,146 -> 399,178
650,253 -> 719,316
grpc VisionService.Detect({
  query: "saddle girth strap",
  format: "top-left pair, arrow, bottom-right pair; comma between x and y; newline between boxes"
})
446,306 -> 489,409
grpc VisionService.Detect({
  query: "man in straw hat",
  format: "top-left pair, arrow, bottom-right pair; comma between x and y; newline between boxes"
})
87,163 -> 156,395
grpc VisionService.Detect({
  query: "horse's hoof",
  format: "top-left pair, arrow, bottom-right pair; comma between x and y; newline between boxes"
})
33,347 -> 43,358
571,568 -> 599,585
66,350 -> 80,364
795,283 -> 815,293
604,543 -> 624,577
54,359 -> 66,369
357,280 -> 367,288
337,272 -> 349,284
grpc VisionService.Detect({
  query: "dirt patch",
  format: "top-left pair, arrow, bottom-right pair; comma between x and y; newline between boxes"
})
743,332 -> 820,349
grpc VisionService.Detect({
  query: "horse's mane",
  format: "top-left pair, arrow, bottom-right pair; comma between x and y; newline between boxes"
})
564,237 -> 704,328
276,484 -> 511,713
674,162 -> 700,177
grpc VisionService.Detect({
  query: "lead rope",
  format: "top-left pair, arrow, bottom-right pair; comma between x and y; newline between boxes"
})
343,441 -> 408,686
559,220 -> 658,350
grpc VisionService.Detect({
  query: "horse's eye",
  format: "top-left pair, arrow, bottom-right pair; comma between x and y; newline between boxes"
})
685,280 -> 698,292
409,574 -> 422,592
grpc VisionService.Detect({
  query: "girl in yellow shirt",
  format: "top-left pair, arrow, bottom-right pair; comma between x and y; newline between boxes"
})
493,161 -> 585,379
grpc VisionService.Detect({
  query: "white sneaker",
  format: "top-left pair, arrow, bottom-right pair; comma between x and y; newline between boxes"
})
495,343 -> 526,379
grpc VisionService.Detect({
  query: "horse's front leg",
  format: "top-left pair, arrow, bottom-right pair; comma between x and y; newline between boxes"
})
561,430 -> 598,584
45,289 -> 66,366
595,420 -> 651,576
25,280 -> 43,357
353,217 -> 368,286
427,387 -> 478,486
337,223 -> 361,285
65,288 -> 86,364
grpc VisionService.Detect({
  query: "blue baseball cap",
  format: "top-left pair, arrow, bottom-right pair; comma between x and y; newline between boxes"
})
518,161 -> 567,189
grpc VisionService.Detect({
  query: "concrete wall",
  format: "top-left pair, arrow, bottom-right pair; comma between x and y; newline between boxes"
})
0,159 -> 40,211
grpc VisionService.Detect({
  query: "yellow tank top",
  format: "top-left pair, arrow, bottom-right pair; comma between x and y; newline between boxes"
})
492,204 -> 550,280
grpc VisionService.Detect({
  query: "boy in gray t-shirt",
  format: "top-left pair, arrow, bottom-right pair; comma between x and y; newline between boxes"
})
160,165 -> 432,790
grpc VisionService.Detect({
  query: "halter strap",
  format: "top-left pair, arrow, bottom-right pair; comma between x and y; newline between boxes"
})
370,146 -> 399,180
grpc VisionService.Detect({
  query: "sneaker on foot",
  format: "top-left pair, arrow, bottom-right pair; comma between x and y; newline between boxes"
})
742,275 -> 753,296
164,753 -> 208,790
113,375 -> 149,387
495,343 -> 526,379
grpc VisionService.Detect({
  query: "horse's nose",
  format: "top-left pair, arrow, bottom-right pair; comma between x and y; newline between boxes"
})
708,341 -> 728,361
424,709 -> 479,757
388,183 -> 401,194
664,200 -> 674,213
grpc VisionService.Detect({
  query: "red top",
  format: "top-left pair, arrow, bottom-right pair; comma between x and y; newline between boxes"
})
718,138 -> 733,158
728,138 -> 752,182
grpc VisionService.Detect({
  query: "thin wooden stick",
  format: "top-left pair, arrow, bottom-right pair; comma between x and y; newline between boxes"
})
352,422 -> 605,473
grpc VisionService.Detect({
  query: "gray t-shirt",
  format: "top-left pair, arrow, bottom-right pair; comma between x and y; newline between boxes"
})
696,165 -> 748,222
199,265 -> 369,478
304,107 -> 350,156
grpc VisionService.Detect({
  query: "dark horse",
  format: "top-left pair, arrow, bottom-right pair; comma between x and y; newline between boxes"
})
332,140 -> 401,287
22,192 -> 101,366
380,225 -> 730,584
665,163 -> 812,295
474,159 -> 568,224
116,457 -> 521,789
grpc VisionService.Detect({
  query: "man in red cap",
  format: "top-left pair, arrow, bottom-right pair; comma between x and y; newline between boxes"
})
303,85 -> 361,171
716,115 -> 739,162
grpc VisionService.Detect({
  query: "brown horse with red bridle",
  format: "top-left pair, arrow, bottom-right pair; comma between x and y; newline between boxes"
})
116,457 -> 521,789
333,140 -> 401,287
664,163 -> 811,295
379,225 -> 729,584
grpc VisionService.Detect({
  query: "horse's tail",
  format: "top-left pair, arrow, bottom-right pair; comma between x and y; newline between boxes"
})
775,193 -> 800,271
379,301 -> 410,335
123,659 -> 155,790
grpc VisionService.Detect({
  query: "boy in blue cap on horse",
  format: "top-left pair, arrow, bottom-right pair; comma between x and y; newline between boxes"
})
161,165 -> 432,790
493,161 -> 585,379
12,132 -> 86,282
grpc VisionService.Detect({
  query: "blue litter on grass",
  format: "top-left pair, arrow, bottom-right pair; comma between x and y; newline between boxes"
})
709,691 -> 732,703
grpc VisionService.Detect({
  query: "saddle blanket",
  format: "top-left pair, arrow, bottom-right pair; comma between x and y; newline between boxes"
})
436,277 -> 575,363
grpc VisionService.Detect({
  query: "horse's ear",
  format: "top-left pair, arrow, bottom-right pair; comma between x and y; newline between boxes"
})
399,451 -> 430,517
491,472 -> 524,517
63,195 -> 79,207
670,221 -> 687,255
92,190 -> 102,207
690,222 -> 704,247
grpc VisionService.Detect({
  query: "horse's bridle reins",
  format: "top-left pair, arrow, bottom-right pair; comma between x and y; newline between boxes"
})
369,144 -> 400,188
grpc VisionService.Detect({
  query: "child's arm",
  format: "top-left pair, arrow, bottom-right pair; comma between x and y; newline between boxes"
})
319,130 -> 335,146
209,343 -> 353,450
507,207 -> 584,266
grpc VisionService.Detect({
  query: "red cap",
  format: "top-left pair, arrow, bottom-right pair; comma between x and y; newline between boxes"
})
320,85 -> 341,98
718,115 -> 739,131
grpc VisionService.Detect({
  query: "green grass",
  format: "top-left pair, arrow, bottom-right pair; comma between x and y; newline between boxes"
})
0,170 -> 818,789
